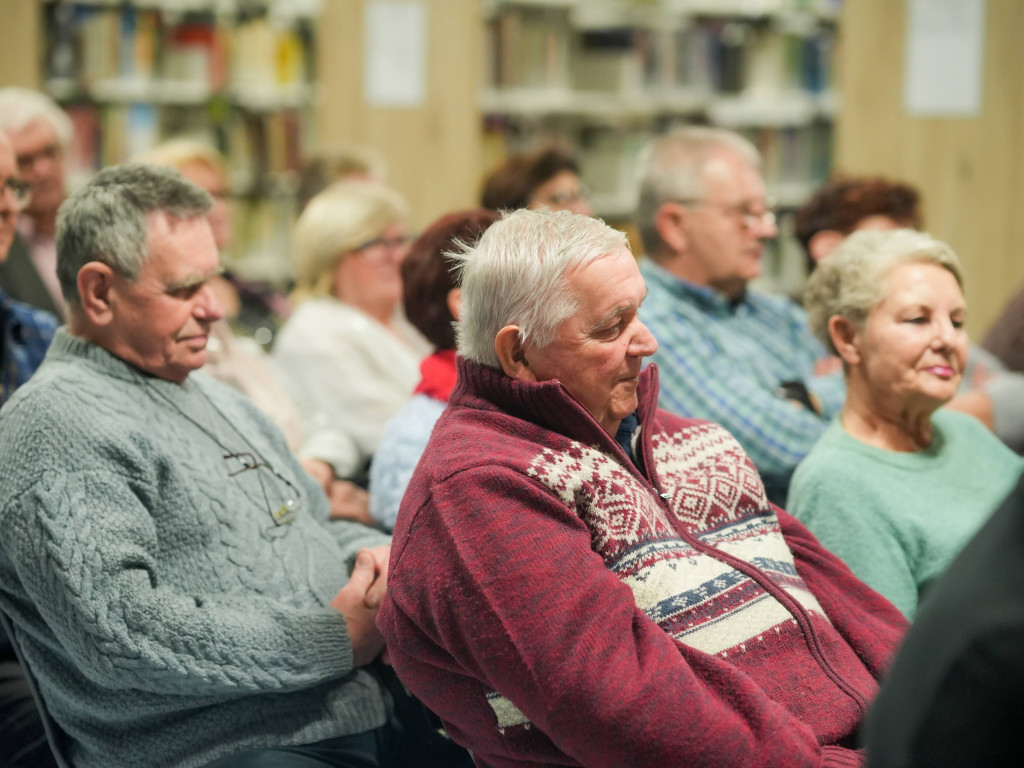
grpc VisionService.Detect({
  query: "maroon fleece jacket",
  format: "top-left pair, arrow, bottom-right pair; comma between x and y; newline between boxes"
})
378,358 -> 907,767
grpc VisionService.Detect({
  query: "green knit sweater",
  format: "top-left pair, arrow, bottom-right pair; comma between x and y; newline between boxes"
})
0,329 -> 391,768
787,409 -> 1023,619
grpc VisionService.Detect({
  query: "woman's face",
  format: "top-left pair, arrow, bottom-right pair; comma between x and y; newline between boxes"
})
333,222 -> 409,317
852,261 -> 968,412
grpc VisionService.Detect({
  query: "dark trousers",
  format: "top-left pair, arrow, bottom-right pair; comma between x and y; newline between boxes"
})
0,653 -> 58,768
204,730 -> 383,768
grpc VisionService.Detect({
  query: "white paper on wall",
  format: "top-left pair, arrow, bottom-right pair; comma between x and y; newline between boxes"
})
364,0 -> 427,108
904,0 -> 986,116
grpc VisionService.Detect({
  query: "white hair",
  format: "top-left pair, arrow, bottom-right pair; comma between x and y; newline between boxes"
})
804,228 -> 963,355
0,88 -> 73,148
453,208 -> 629,368
634,126 -> 761,258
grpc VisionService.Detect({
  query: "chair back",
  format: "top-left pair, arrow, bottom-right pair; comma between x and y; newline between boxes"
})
0,610 -> 74,768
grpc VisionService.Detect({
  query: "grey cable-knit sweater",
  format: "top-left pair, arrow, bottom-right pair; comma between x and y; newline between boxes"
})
0,329 -> 391,768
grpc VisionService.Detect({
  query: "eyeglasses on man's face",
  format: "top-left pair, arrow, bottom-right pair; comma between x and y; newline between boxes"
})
676,198 -> 777,231
1,176 -> 33,209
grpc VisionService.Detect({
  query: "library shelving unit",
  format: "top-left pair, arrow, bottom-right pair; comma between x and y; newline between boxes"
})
40,0 -> 320,283
481,0 -> 842,296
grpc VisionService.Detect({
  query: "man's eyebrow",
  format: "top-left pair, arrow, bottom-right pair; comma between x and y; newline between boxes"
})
590,288 -> 648,330
166,265 -> 224,292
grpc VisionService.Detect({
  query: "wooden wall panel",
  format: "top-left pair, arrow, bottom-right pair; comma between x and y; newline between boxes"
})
836,0 -> 1024,337
315,0 -> 485,231
0,1 -> 41,88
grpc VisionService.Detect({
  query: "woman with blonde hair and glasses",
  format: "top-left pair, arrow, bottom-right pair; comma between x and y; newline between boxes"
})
788,228 -> 1022,618
273,180 -> 429,488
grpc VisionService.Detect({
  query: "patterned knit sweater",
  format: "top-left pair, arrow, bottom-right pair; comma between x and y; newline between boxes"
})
378,357 -> 907,768
0,329 -> 391,768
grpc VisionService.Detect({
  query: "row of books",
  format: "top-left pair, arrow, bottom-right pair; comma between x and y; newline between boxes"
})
44,3 -> 311,101
64,103 -> 304,187
486,9 -> 835,101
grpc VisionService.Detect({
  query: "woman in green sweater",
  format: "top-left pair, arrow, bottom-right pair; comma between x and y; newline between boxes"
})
788,228 -> 1023,618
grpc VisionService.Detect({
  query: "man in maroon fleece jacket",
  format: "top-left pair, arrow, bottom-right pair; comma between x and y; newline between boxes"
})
377,208 -> 907,768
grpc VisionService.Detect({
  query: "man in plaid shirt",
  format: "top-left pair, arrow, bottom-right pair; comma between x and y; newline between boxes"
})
634,127 -> 843,504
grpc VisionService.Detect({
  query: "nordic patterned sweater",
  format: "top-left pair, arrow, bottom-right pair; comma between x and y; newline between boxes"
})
0,329 -> 391,768
378,357 -> 907,768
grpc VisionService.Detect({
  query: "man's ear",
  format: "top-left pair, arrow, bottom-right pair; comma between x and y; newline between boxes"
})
828,315 -> 862,366
446,287 -> 462,322
494,325 -> 536,382
809,230 -> 845,264
76,261 -> 118,326
653,201 -> 688,255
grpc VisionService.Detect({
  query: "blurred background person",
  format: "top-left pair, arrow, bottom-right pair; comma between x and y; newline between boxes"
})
795,175 -> 1024,451
274,180 -> 429,487
0,88 -> 71,318
297,144 -> 388,212
480,145 -> 592,216
789,229 -> 1022,618
368,208 -> 499,530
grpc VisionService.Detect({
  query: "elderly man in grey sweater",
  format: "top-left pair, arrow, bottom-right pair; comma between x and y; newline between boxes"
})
0,164 -> 392,768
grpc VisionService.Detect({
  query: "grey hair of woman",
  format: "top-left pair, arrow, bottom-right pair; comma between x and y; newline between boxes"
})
804,228 -> 963,356
634,126 -> 761,259
56,164 -> 212,308
452,208 -> 628,369
0,87 -> 74,147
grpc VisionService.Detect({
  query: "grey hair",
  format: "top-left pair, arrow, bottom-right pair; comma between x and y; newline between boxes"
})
56,164 -> 212,307
0,88 -> 73,148
291,179 -> 408,305
453,208 -> 629,368
634,126 -> 761,258
804,228 -> 963,355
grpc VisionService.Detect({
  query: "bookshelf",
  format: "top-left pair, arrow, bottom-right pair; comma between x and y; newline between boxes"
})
39,0 -> 319,283
481,0 -> 842,297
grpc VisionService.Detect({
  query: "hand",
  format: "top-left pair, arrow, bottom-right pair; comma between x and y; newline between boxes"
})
360,544 -> 391,609
301,458 -> 335,495
330,549 -> 387,668
328,480 -> 376,527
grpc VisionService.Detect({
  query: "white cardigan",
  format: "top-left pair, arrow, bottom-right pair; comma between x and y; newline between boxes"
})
272,297 -> 429,478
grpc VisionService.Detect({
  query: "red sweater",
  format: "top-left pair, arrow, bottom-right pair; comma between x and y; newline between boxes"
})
378,358 -> 906,768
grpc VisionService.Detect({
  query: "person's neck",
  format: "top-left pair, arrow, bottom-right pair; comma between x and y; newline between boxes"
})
840,383 -> 937,452
334,293 -> 395,327
30,210 -> 57,238
652,252 -> 745,302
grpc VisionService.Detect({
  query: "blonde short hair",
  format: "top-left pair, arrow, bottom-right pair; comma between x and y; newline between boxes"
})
291,180 -> 408,303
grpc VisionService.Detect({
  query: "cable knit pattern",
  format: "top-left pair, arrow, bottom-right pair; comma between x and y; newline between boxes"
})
0,329 -> 391,768
378,357 -> 907,768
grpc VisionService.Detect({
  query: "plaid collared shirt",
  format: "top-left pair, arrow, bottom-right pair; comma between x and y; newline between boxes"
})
1,288 -> 58,407
638,258 -> 844,497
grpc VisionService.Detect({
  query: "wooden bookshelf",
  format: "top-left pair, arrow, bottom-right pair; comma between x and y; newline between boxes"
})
33,0 -> 318,282
481,0 -> 841,297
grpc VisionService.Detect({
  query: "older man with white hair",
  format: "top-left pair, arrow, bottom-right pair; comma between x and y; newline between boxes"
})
378,208 -> 907,768
0,163 -> 394,768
